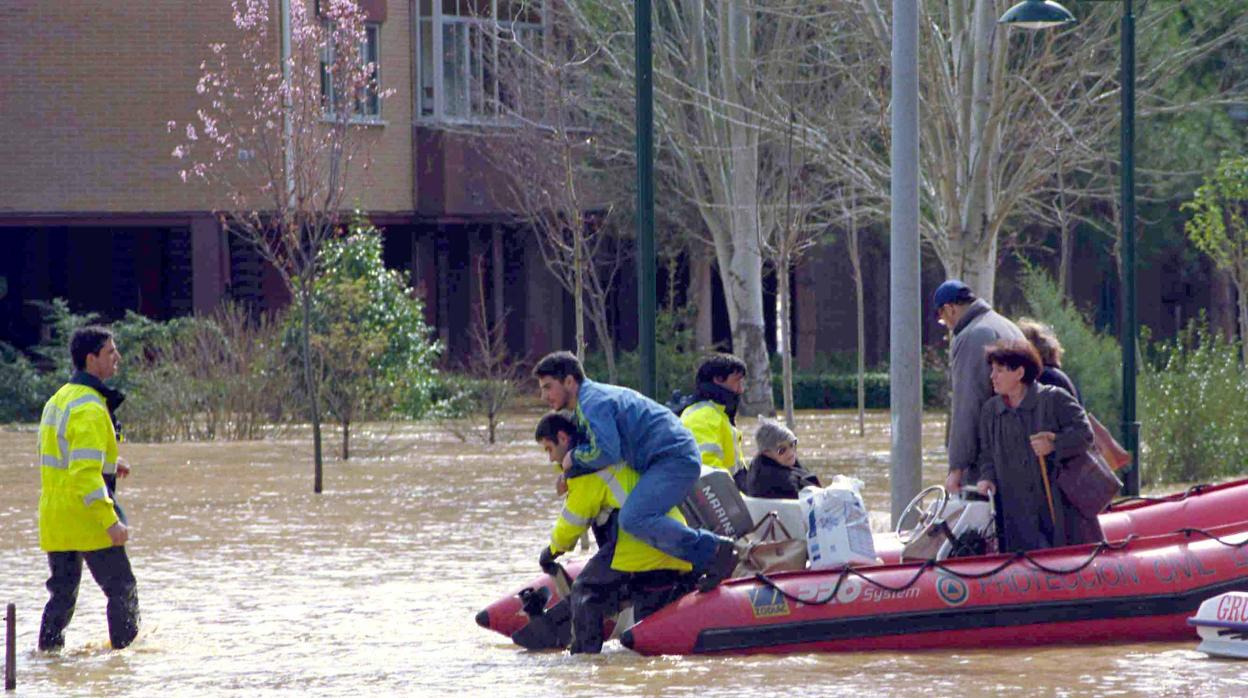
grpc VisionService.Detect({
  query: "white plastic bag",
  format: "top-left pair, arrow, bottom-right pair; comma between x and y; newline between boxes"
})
799,476 -> 877,570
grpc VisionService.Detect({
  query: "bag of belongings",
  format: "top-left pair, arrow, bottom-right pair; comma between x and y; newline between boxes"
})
735,511 -> 808,575
799,476 -> 878,570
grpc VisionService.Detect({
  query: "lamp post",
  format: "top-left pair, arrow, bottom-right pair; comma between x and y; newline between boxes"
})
889,0 -> 922,527
999,0 -> 1140,496
635,1 -> 656,398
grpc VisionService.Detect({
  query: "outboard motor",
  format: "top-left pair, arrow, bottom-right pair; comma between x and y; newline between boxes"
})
681,466 -> 754,539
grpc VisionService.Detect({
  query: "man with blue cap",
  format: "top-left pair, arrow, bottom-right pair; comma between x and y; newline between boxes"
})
933,280 -> 1024,492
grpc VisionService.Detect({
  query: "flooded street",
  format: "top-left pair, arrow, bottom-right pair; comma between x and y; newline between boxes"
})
2,408 -> 1243,697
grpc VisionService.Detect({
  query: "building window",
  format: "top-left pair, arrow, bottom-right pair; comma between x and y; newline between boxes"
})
417,1 -> 543,122
322,23 -> 383,119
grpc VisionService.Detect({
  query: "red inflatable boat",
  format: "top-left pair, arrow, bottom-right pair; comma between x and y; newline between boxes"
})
477,478 -> 1248,653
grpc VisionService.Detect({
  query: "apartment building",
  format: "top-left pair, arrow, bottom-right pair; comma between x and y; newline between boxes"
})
0,0 -> 594,361
2,1 -> 1201,370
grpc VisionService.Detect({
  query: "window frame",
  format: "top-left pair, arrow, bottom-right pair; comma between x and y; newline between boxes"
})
321,21 -> 386,125
416,1 -> 544,124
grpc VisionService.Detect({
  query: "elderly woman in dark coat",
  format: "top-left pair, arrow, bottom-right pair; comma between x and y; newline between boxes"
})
738,420 -> 821,499
974,339 -> 1101,552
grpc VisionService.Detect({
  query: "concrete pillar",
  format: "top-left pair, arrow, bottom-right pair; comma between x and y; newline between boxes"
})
435,227 -> 451,350
411,230 -> 438,330
524,231 -> 562,357
192,217 -> 229,314
491,223 -> 505,331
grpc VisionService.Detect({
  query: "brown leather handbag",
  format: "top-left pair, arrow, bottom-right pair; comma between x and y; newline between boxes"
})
1056,448 -> 1123,518
737,512 -> 808,575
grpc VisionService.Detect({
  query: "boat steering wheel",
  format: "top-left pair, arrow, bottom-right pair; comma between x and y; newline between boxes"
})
895,485 -> 950,544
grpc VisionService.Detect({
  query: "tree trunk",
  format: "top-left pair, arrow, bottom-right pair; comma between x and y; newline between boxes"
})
573,220 -> 586,361
586,298 -> 617,383
779,256 -> 795,429
1237,275 -> 1248,367
1058,223 -> 1074,300
692,254 -> 714,350
300,281 -> 325,493
1212,268 -> 1237,340
721,240 -> 772,416
849,221 -> 866,438
942,241 -> 999,304
342,418 -> 350,461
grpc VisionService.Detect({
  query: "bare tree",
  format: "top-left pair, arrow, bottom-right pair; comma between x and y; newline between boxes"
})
814,1 -> 1248,301
449,11 -> 627,381
467,255 -> 523,444
843,184 -> 869,438
758,111 -> 828,429
560,0 -> 816,416
170,0 -> 388,492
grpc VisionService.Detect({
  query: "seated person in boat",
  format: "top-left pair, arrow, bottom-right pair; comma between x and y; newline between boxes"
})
680,353 -> 748,480
738,420 -> 822,499
535,412 -> 695,654
974,340 -> 1100,552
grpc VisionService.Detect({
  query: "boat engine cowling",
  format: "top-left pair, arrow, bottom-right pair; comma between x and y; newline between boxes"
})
680,466 -> 754,539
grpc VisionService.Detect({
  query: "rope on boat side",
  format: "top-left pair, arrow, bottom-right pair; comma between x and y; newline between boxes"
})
1108,483 -> 1212,509
753,525 -> 1246,607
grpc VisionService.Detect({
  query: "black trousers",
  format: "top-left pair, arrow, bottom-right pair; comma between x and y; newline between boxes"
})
568,554 -> 690,654
39,547 -> 140,651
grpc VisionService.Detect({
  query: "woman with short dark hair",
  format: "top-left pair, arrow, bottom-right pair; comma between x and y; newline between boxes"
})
974,339 -> 1100,552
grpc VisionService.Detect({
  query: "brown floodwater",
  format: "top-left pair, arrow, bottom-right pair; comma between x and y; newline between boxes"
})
2,408 -> 1243,697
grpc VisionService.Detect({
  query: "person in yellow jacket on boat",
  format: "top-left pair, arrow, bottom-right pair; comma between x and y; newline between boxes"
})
535,411 -> 694,654
680,353 -> 747,483
37,326 -> 140,651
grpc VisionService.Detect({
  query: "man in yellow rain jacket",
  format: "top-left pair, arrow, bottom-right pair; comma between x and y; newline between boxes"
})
535,412 -> 693,654
680,353 -> 747,484
37,326 -> 140,651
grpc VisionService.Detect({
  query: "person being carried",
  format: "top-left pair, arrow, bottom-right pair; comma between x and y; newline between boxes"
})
535,412 -> 694,654
37,326 -> 140,652
680,353 -> 747,481
739,420 -> 821,499
534,351 -> 738,592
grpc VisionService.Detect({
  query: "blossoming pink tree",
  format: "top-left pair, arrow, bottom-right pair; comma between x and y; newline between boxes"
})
170,0 -> 389,492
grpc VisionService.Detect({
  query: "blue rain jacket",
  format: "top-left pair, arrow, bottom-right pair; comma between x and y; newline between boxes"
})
568,379 -> 699,478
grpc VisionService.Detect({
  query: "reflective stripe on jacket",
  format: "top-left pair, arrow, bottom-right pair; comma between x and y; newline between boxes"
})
550,463 -> 693,573
38,382 -> 120,552
680,400 -> 744,476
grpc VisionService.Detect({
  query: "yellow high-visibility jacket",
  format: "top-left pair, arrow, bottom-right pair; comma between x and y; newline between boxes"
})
549,463 -> 693,573
680,400 -> 744,477
38,382 -> 120,552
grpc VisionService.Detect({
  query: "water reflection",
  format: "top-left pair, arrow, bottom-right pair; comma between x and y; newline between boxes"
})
1,410 -> 1240,697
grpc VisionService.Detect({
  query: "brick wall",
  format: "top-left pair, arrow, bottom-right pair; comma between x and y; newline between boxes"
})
0,0 -> 413,215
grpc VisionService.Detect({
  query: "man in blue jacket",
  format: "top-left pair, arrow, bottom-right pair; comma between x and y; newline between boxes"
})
534,351 -> 739,591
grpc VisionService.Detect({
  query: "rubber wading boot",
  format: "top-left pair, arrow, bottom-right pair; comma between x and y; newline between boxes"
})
511,597 -> 572,650
696,538 -> 741,592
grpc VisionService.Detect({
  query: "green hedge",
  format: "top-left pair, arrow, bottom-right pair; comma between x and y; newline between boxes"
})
773,371 -> 947,410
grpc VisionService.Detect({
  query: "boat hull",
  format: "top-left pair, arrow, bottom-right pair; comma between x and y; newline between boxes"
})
622,522 -> 1248,655
478,478 -> 1248,652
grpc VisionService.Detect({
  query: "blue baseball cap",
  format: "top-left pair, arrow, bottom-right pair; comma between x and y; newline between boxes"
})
932,280 -> 973,311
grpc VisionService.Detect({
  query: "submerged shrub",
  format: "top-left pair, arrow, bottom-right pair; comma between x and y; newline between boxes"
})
1139,320 -> 1248,485
116,303 -> 291,442
0,342 -> 44,422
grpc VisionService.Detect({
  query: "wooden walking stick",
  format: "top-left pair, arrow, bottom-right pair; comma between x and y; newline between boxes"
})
1038,454 -> 1058,527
